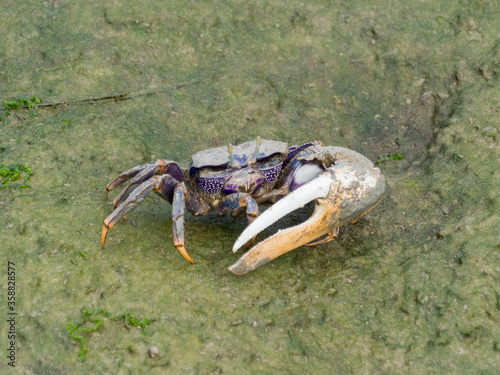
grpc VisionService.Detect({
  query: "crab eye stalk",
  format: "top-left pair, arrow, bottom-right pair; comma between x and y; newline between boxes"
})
228,144 -> 238,168
250,136 -> 262,164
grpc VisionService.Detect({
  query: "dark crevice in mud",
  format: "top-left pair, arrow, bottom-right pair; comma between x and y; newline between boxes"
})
395,78 -> 464,168
370,74 -> 467,247
417,88 -> 465,183
366,66 -> 466,172
428,88 -> 464,146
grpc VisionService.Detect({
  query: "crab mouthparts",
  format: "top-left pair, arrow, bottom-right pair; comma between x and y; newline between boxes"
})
229,173 -> 335,275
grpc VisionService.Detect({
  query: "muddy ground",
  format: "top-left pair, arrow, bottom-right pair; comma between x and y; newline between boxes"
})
1,0 -> 499,374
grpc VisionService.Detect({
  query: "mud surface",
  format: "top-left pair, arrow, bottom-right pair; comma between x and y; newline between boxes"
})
1,0 -> 499,373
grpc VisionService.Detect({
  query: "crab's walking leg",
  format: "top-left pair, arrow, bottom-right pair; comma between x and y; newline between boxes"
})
105,164 -> 147,198
305,227 -> 340,247
240,196 -> 260,246
172,183 -> 194,264
101,177 -> 157,248
106,160 -> 184,207
102,172 -> 208,263
112,161 -> 168,208
218,193 -> 260,246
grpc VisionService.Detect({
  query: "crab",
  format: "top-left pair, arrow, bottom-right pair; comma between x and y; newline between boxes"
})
101,138 -> 385,275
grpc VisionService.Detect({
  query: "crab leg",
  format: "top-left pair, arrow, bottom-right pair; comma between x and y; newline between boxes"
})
229,157 -> 385,275
218,193 -> 261,247
111,164 -> 161,208
102,171 -> 209,263
105,164 -> 148,198
106,160 -> 184,207
305,227 -> 340,247
171,183 -> 194,263
218,194 -> 259,222
101,177 -> 157,248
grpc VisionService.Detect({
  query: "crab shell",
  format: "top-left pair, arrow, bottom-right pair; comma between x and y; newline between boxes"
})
190,139 -> 288,170
189,140 -> 289,196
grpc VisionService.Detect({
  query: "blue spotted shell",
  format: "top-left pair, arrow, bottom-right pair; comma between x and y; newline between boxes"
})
196,176 -> 227,195
261,164 -> 282,184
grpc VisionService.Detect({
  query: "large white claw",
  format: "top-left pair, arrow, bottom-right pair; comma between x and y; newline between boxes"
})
232,173 -> 333,252
228,155 -> 385,275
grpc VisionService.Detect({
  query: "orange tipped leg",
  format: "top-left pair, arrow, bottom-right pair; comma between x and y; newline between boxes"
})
172,184 -> 195,263
101,222 -> 111,248
100,178 -> 155,248
174,244 -> 194,264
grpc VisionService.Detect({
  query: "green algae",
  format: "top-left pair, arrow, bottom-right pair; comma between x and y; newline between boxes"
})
0,164 -> 33,188
66,307 -> 156,361
3,96 -> 41,111
375,152 -> 405,164
2,96 -> 41,119
0,0 -> 499,374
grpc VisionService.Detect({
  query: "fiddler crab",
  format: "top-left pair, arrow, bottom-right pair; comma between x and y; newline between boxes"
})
101,137 -> 385,275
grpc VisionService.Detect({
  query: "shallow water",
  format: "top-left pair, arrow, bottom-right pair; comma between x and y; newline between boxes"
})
1,0 -> 499,373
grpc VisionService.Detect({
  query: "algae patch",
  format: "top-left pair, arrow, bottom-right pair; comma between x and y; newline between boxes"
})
66,307 -> 156,361
3,96 -> 41,110
0,164 -> 34,188
375,152 -> 406,164
2,96 -> 41,119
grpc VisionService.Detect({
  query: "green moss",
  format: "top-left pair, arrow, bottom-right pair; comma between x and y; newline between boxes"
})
3,96 -> 41,109
0,164 -> 33,188
375,152 -> 406,164
2,96 -> 41,118
66,307 -> 156,361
